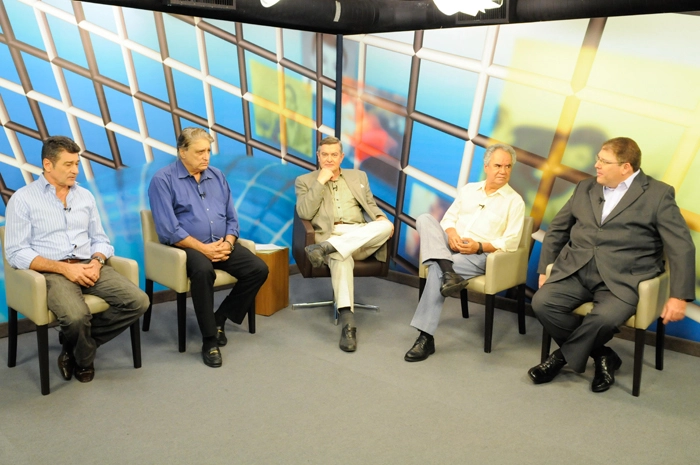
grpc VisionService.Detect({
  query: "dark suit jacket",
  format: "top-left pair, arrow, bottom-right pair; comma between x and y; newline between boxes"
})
539,170 -> 695,306
295,169 -> 387,262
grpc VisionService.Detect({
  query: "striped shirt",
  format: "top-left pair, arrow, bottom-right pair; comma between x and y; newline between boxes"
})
4,175 -> 114,270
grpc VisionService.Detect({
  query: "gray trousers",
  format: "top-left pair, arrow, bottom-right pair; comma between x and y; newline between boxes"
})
531,257 -> 636,372
44,265 -> 149,367
410,214 -> 487,335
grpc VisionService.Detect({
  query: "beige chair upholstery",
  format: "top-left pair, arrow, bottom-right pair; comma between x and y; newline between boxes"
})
540,261 -> 670,397
140,210 -> 257,352
1,227 -> 142,396
419,216 -> 534,353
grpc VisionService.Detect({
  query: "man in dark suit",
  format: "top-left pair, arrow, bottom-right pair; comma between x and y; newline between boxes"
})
295,136 -> 393,352
528,137 -> 695,392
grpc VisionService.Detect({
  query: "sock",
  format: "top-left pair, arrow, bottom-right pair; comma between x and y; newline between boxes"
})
589,346 -> 610,359
420,330 -> 434,340
338,307 -> 355,327
203,336 -> 218,351
214,309 -> 227,328
552,349 -> 566,363
436,259 -> 455,274
321,241 -> 337,254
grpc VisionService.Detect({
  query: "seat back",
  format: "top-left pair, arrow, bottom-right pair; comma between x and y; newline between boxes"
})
292,210 -> 390,279
141,210 -> 159,244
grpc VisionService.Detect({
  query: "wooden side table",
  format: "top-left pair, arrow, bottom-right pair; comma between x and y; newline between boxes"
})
254,247 -> 289,316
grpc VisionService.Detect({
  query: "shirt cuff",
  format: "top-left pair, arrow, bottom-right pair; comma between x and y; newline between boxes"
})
91,244 -> 114,260
11,249 -> 39,270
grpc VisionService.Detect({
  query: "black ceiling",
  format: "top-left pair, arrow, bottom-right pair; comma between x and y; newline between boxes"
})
82,0 -> 700,35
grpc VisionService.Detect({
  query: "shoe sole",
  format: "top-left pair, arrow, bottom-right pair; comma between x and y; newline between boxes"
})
440,282 -> 467,298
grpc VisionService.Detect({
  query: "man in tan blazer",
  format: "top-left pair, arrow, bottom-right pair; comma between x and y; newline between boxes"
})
295,136 -> 393,352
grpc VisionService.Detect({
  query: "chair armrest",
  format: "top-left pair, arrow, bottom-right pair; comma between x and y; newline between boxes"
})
482,248 -> 528,293
107,256 -> 139,286
292,211 -> 315,277
237,238 -> 256,254
4,266 -> 50,326
635,268 -> 670,329
144,242 -> 189,292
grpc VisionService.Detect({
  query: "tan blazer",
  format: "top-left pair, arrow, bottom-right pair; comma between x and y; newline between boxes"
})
295,169 -> 388,262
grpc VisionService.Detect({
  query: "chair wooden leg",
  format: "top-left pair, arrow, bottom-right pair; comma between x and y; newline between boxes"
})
633,328 -> 645,397
483,294 -> 495,353
460,289 -> 470,319
130,321 -> 142,369
418,277 -> 426,299
8,307 -> 17,367
541,328 -> 552,363
248,303 -> 256,334
655,317 -> 665,371
517,284 -> 526,335
142,279 -> 154,331
36,324 -> 50,396
177,292 -> 187,353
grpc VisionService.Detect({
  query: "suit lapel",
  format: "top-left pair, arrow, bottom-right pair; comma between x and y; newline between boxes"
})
601,170 -> 648,225
589,183 -> 605,226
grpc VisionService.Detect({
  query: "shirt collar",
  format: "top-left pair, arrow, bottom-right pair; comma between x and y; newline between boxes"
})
176,159 -> 212,181
39,174 -> 79,192
476,180 -> 514,197
605,169 -> 640,192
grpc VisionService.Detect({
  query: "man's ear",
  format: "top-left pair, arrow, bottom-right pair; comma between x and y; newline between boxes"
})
42,158 -> 53,172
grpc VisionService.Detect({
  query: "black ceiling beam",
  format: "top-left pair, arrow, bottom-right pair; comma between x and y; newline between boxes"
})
82,0 -> 699,35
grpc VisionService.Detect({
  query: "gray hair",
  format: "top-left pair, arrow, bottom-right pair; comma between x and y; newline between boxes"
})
483,143 -> 516,166
177,127 -> 214,155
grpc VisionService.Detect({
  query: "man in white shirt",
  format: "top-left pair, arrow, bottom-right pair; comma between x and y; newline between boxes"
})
404,144 -> 525,362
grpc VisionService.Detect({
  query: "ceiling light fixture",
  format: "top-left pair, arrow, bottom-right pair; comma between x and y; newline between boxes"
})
433,0 -> 502,16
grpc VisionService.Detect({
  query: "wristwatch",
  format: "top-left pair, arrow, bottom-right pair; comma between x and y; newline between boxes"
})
476,242 -> 484,255
92,256 -> 105,266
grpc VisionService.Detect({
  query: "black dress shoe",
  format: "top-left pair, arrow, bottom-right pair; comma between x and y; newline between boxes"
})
528,353 -> 566,384
339,324 -> 357,352
202,347 -> 223,368
591,350 -> 622,393
57,348 -> 75,381
74,363 -> 95,383
404,333 -> 435,362
216,326 -> 227,347
440,271 -> 468,298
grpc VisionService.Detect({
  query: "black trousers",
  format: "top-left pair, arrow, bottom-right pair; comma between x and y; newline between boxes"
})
532,258 -> 636,373
185,245 -> 269,341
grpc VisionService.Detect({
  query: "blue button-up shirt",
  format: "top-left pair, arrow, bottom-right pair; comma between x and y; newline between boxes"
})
148,159 -> 239,245
4,175 -> 114,270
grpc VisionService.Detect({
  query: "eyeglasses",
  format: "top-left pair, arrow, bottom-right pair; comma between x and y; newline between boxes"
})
319,152 -> 341,159
596,155 -> 625,166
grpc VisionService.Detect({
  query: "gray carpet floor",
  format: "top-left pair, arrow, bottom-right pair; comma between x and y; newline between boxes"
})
2,275 -> 700,465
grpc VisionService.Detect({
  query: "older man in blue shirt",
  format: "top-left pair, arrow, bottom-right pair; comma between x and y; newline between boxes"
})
148,128 -> 268,367
4,136 -> 149,383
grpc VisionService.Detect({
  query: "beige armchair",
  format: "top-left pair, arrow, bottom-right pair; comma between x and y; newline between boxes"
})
419,216 -> 534,353
1,227 -> 142,396
540,261 -> 670,397
140,210 -> 257,352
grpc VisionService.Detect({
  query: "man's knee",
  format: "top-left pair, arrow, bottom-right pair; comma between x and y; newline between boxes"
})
531,287 -> 551,319
416,213 -> 437,232
58,310 -> 91,331
135,290 -> 150,316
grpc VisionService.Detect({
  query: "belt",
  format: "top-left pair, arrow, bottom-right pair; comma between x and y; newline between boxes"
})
60,259 -> 86,264
334,221 -> 352,225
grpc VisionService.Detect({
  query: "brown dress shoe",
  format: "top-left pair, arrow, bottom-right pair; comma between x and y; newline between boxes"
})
57,349 -> 75,381
74,363 -> 95,383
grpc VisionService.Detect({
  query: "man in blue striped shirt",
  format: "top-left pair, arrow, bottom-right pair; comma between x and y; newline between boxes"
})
4,136 -> 149,383
148,128 -> 268,368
